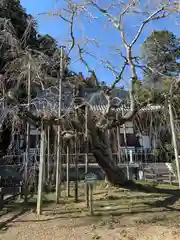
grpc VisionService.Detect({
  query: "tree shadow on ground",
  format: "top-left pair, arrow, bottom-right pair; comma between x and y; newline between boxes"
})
0,197 -> 56,232
0,209 -> 27,232
1,186 -> 180,231
10,192 -> 180,225
1,200 -> 180,230
11,207 -> 180,229
96,206 -> 178,216
0,202 -> 28,232
96,194 -> 165,202
123,181 -> 180,195
144,193 -> 180,211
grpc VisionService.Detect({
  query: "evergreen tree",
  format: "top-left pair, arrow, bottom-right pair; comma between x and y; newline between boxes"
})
142,30 -> 180,88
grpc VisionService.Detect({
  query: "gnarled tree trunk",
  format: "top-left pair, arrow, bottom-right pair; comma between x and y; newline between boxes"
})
88,111 -> 128,186
86,110 -> 154,192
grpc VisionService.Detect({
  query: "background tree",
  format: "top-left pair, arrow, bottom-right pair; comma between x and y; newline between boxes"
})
141,30 -> 180,88
140,30 -> 180,162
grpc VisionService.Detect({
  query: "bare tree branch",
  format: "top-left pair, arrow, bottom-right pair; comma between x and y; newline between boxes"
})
67,1 -> 76,54
77,43 -> 92,72
130,7 -> 167,47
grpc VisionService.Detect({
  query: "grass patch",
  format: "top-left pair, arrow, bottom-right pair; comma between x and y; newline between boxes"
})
136,180 -> 179,190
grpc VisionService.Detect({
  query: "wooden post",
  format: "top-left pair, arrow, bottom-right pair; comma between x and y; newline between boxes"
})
74,132 -> 78,202
12,180 -> 16,196
37,122 -> 45,215
0,176 -> 4,209
84,105 -> 89,207
169,171 -> 172,185
85,173 -> 96,214
18,181 -> 23,200
24,62 -> 31,204
47,126 -> 50,188
52,134 -> 57,188
168,100 -> 180,188
89,184 -> 94,215
0,189 -> 4,209
122,105 -> 130,180
34,134 -> 38,193
116,113 -> 121,164
73,90 -> 80,203
66,145 -> 70,197
55,46 -> 64,203
105,129 -> 111,186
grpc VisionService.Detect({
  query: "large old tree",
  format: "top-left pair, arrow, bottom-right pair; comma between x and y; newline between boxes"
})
44,0 -> 179,188
1,1 -> 180,190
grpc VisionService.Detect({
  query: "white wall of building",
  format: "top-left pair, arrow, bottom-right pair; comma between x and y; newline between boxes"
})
140,135 -> 151,149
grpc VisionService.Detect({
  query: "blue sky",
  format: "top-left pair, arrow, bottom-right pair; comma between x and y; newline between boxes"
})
21,0 -> 179,87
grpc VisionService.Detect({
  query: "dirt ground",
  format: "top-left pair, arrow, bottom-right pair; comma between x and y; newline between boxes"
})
0,181 -> 180,240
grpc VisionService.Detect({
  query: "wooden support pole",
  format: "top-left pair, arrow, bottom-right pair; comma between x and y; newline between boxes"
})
55,46 -> 64,203
116,113 -> 121,164
73,92 -> 79,203
84,105 -> 89,207
37,122 -> 45,215
89,184 -> 94,215
122,105 -> 130,180
74,132 -> 78,202
34,134 -> 38,193
169,171 -> 172,185
18,181 -> 23,201
66,145 -> 70,197
0,176 -> 4,209
56,125 -> 62,203
47,126 -> 50,187
52,134 -> 57,188
168,100 -> 180,188
24,62 -> 31,204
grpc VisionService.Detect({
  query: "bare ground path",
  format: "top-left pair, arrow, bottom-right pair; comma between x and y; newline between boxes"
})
0,182 -> 180,240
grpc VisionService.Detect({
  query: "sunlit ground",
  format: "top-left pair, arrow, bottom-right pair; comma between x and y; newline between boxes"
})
0,181 -> 180,240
